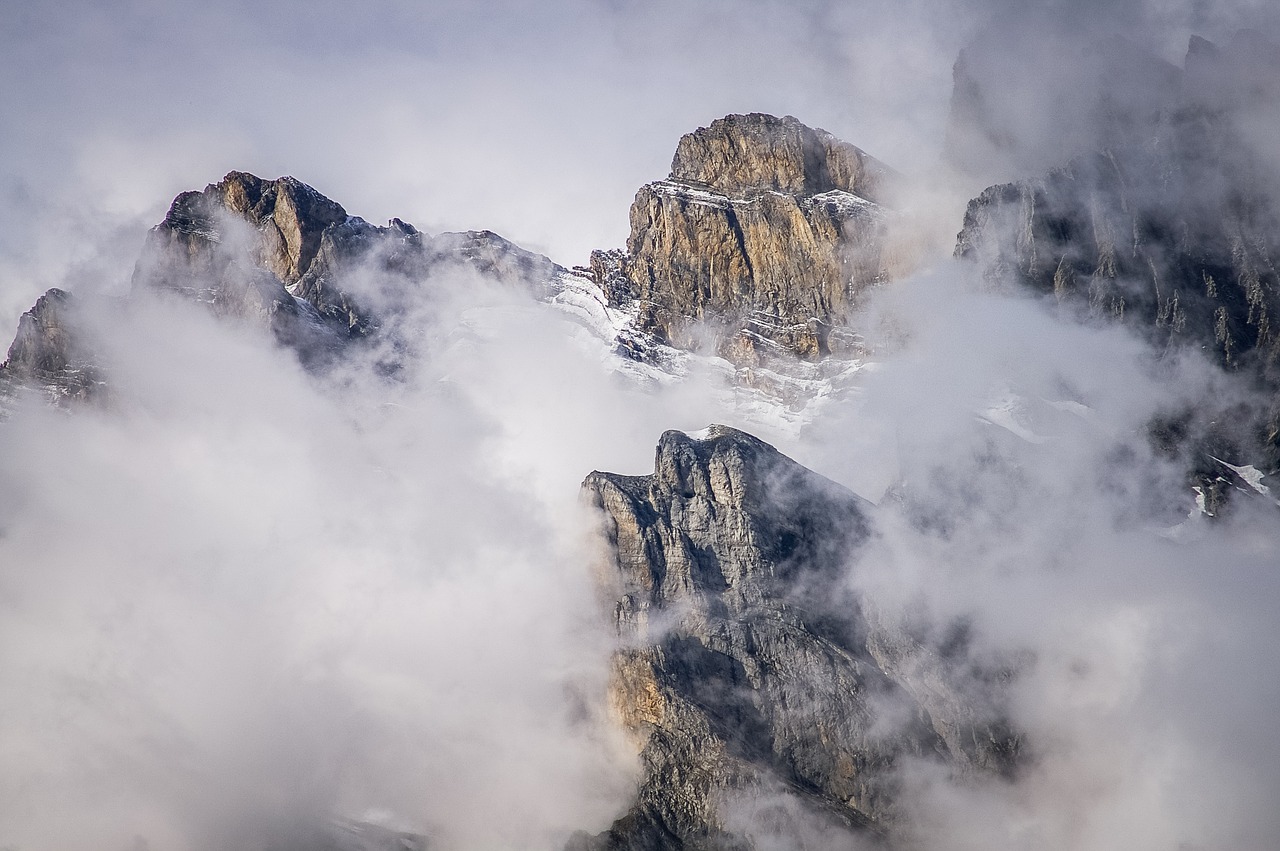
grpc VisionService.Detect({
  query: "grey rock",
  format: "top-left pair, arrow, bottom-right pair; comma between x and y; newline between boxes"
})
954,33 -> 1280,508
0,288 -> 104,405
132,173 -> 345,361
670,113 -> 891,202
580,427 -> 1016,850
133,171 -> 567,366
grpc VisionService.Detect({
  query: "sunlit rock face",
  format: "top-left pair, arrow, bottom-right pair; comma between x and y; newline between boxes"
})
579,426 -> 1016,851
597,114 -> 896,366
953,31 -> 1280,508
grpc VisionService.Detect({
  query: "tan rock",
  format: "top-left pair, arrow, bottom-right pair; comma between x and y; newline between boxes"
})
606,114 -> 897,364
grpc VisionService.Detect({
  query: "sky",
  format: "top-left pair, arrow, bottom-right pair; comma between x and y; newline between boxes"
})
3,1 -> 1280,850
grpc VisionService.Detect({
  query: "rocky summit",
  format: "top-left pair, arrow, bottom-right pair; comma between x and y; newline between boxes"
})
953,30 -> 1280,512
2,69 -> 1279,847
577,427 -> 1015,850
592,114 -> 896,365
133,170 -> 565,364
0,287 -> 103,404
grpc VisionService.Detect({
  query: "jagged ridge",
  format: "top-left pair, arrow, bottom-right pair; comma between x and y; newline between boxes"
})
579,426 -> 1016,850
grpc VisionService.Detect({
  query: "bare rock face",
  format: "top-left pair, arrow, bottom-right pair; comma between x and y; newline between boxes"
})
0,288 -> 103,404
952,31 -> 1280,377
580,427 -> 1015,850
133,171 -> 566,360
0,171 -> 572,405
953,31 -> 1280,509
215,171 -> 348,284
602,115 -> 895,365
132,173 -> 348,355
670,113 -> 890,201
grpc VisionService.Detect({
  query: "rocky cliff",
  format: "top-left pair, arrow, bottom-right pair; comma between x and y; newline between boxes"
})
4,93 -> 1268,849
0,288 -> 103,404
7,118 -> 896,409
595,114 -> 895,365
133,172 -> 349,342
953,32 -> 1280,509
579,427 -> 1015,850
133,171 -> 565,363
0,172 -> 572,400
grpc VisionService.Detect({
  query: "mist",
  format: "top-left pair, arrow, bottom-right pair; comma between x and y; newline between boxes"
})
0,248 -> 794,848
4,0 -> 1280,849
803,266 -> 1280,850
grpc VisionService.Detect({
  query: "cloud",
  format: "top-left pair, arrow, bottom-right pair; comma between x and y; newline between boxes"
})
0,210 -> 811,848
797,265 -> 1280,851
0,279 -> 631,849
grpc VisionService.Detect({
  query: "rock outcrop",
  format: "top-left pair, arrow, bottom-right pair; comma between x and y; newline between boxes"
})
134,171 -> 566,362
0,288 -> 103,404
0,172 -> 573,405
953,31 -> 1280,379
580,427 -> 1016,850
595,114 -> 895,365
954,32 -> 1280,508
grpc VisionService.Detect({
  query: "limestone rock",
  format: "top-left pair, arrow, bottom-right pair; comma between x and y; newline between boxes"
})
670,113 -> 891,202
132,174 -> 340,357
0,288 -> 103,404
214,170 -> 349,284
133,171 -> 567,360
600,115 -> 895,365
580,427 -> 1016,850
954,32 -> 1280,507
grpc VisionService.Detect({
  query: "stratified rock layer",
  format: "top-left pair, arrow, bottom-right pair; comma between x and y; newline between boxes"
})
669,114 -> 891,201
601,114 -> 895,364
134,171 -> 565,360
581,427 -> 1015,851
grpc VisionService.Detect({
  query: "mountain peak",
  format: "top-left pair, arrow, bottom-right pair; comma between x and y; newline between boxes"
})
0,287 -> 102,403
602,113 -> 895,365
669,112 -> 891,203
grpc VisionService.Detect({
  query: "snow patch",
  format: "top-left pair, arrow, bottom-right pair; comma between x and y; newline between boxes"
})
1210,456 -> 1279,503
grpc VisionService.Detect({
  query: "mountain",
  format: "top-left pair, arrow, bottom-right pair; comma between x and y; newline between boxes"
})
0,287 -> 103,403
3,115 -> 899,429
2,79 -> 1278,849
953,30 -> 1280,513
590,113 -> 896,366
578,426 -> 1015,850
0,118 -> 961,849
132,170 -> 565,363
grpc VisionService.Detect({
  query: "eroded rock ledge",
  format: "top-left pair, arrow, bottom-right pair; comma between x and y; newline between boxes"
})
953,31 -> 1280,510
